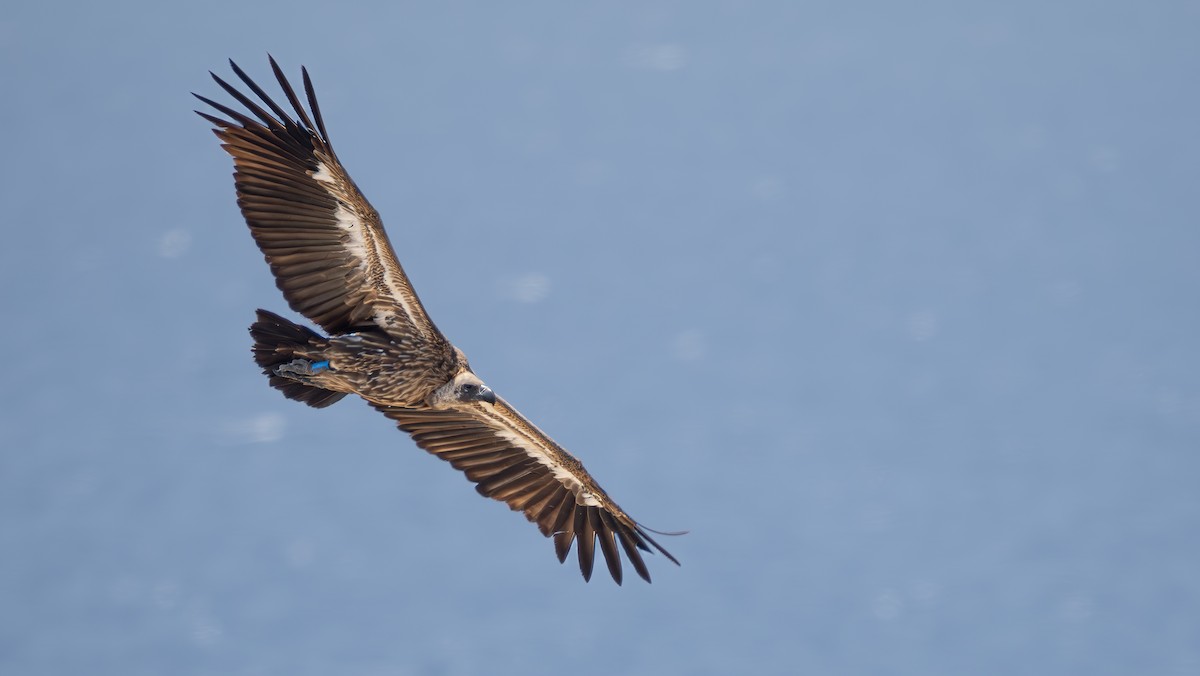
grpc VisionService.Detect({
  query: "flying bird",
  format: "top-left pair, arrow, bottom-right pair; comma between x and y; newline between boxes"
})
195,57 -> 680,584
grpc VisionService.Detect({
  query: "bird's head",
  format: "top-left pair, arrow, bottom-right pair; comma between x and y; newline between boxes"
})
428,371 -> 496,409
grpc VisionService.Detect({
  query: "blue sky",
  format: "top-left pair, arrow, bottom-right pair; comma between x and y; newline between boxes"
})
2,2 -> 1198,674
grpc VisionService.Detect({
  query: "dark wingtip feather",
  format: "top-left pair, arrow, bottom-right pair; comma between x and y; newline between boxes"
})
614,527 -> 652,582
552,495 -> 577,564
575,507 -> 596,582
553,530 -> 573,564
596,510 -> 624,585
194,109 -> 231,128
192,92 -> 262,130
266,53 -> 285,83
210,71 -> 284,130
301,66 -> 333,145
635,526 -> 682,567
229,58 -> 294,125
269,57 -> 321,141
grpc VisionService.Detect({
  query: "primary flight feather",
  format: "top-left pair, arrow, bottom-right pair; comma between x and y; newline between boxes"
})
195,56 -> 679,584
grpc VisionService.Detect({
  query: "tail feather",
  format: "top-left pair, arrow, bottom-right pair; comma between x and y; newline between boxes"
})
249,309 -> 347,408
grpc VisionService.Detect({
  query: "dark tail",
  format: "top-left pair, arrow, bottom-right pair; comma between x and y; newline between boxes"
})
249,309 -> 347,408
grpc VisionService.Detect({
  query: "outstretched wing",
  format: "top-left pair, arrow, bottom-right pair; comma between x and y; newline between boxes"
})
375,400 -> 680,584
195,57 -> 441,342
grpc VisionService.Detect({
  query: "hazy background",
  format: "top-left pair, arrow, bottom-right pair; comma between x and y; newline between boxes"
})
2,2 -> 1198,674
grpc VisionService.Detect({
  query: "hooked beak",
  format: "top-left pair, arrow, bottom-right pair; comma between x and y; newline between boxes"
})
474,385 -> 497,405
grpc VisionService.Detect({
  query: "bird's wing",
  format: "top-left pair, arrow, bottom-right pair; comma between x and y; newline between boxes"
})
195,57 -> 440,342
374,399 -> 679,584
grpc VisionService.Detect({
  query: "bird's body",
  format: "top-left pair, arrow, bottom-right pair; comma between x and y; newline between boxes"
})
196,57 -> 679,584
253,315 -> 459,407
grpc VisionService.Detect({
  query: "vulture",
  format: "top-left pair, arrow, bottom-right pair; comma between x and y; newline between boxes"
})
195,57 -> 680,584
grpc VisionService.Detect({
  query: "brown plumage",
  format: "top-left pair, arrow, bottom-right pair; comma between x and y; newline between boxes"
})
196,57 -> 680,583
